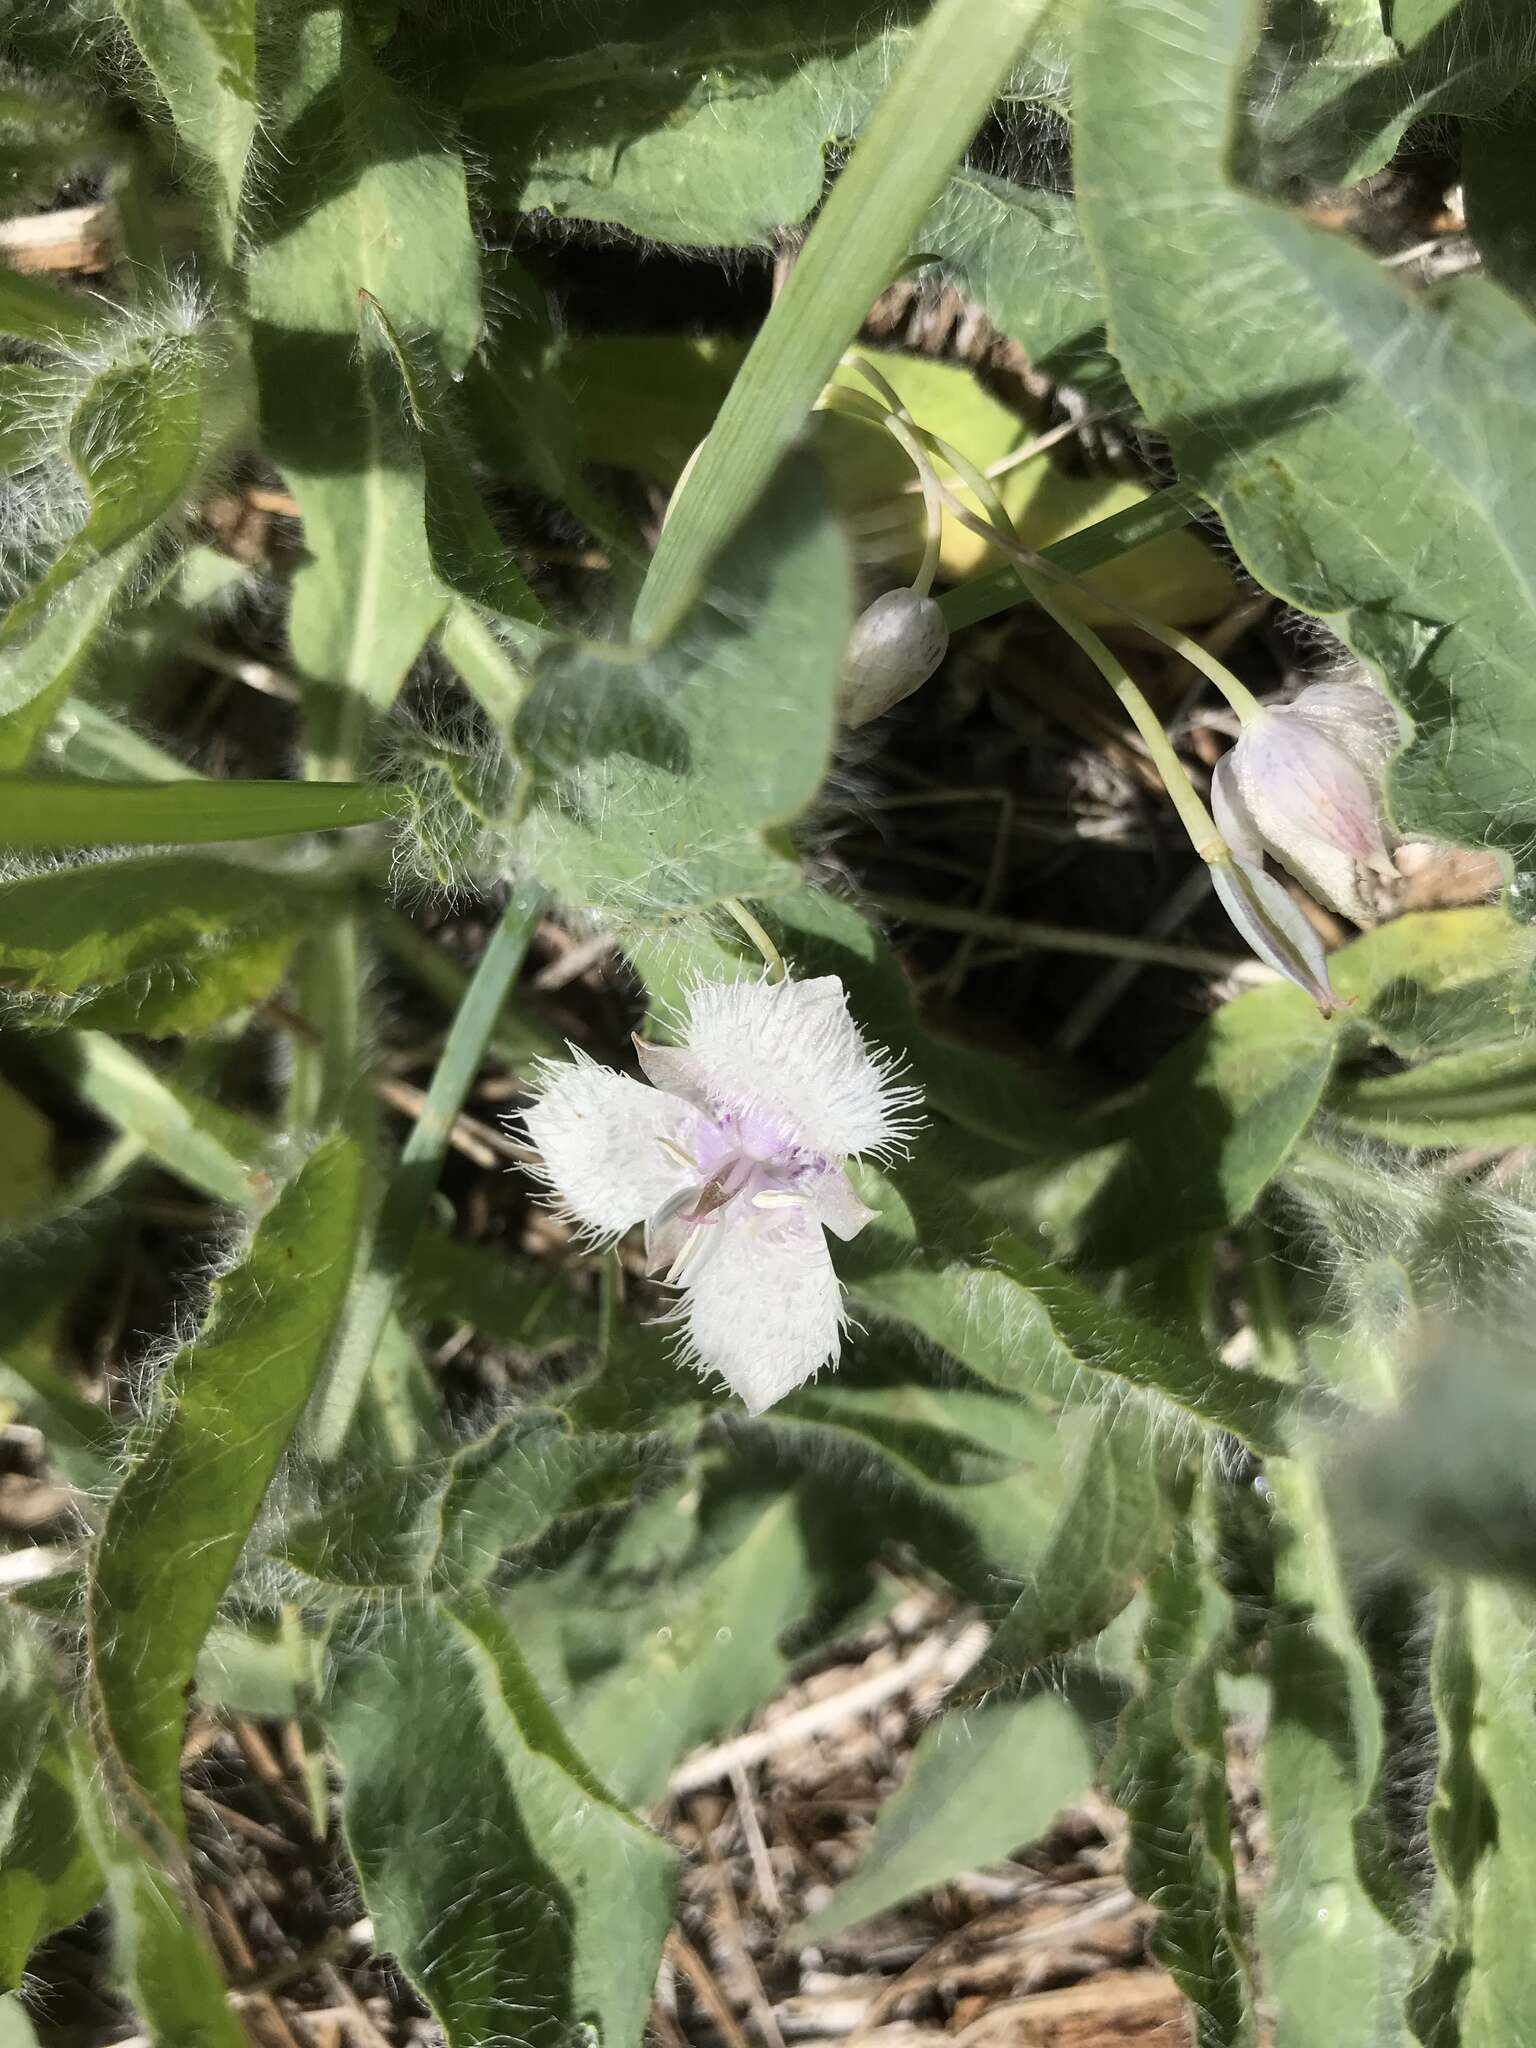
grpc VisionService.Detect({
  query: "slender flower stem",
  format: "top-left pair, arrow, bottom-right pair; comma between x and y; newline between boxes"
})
866,891 -> 1244,973
310,881 -> 548,1457
722,897 -> 787,982
846,356 -> 1267,727
864,399 -> 1227,861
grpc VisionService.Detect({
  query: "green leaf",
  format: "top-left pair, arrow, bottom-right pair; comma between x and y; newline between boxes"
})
1073,0 -> 1536,864
0,264 -> 103,344
505,1479 -> 844,1805
1413,1584 -> 1536,2045
86,1133 -> 365,1838
796,1691 -> 1095,1941
775,1368 -> 1070,1591
846,1180 -> 1294,1453
0,80 -> 109,204
359,293 -> 545,629
919,168 -> 1123,398
247,2 -> 482,771
1070,981 -> 1336,1265
455,1 -> 918,248
0,1713 -> 104,1990
110,0 -> 257,260
331,1590 -> 675,2048
0,853 -> 320,1035
3,333 -> 207,643
0,774 -> 400,847
1334,1043 -> 1536,1149
1247,0 -> 1536,188
35,1030 -> 275,1210
0,335 -> 216,771
403,1231 -> 594,1351
1110,1490 -> 1254,2044
968,1407 -> 1177,1693
635,0 -> 1055,639
309,886 -> 546,1457
69,1727 -> 247,2048
275,1410 -> 645,1594
0,551 -> 145,772
517,454 -> 849,919
1259,1486 -> 1418,2043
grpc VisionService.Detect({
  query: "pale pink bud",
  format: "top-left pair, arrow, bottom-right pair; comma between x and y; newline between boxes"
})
838,589 -> 949,728
1210,855 -> 1340,1014
1214,680 -> 1404,924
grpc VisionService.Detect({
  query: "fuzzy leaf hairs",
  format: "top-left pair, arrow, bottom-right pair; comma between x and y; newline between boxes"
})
522,974 -> 921,1413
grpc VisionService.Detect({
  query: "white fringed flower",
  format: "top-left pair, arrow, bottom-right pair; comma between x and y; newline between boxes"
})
522,975 -> 921,1414
1213,679 -> 1405,926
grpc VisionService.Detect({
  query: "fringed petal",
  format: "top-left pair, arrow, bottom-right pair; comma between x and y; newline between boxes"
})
522,1051 -> 698,1241
667,974 -> 921,1161
677,1208 -> 846,1413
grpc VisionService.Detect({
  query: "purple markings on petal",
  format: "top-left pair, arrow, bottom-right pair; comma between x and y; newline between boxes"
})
1211,858 -> 1339,1014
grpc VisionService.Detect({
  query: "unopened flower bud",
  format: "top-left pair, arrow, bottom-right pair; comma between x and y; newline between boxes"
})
1213,679 -> 1405,925
838,588 -> 949,728
1210,855 -> 1340,1014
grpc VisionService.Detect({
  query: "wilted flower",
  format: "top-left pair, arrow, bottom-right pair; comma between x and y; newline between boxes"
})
1213,679 -> 1405,926
522,975 -> 921,1413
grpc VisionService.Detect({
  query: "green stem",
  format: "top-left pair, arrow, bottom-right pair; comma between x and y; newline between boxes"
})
866,891 -> 1243,973
864,397 -> 1225,858
309,881 -> 548,1457
849,357 -> 1266,727
721,897 -> 787,981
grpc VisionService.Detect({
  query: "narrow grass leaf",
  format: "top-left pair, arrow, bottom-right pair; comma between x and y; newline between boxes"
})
634,0 -> 1052,641
34,1030 -> 275,1210
0,774 -> 400,847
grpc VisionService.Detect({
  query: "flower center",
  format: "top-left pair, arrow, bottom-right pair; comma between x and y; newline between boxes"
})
649,1110 -> 824,1284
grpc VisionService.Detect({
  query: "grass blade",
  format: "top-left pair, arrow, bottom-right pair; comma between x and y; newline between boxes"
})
633,0 -> 1052,642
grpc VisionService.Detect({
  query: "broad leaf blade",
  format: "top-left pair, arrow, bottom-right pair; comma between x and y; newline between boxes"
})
517,454 -> 850,918
797,1692 -> 1094,1941
248,3 -> 483,769
1074,0 -> 1536,864
331,1591 -> 675,2048
110,0 -> 257,259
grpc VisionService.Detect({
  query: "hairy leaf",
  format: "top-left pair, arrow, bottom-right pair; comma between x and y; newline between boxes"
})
110,0 -> 257,259
517,454 -> 849,918
331,1590 -> 674,2048
797,1692 -> 1095,1940
1075,0 -> 1536,865
968,1406 -> 1176,1692
248,3 -> 482,770
87,1133 -> 365,1837
455,1 -> 917,248
0,853 -> 320,1035
1110,1493 -> 1254,2043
